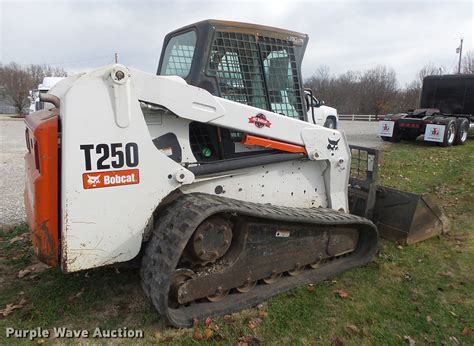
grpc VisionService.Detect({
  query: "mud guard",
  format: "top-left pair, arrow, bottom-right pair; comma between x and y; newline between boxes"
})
348,145 -> 450,245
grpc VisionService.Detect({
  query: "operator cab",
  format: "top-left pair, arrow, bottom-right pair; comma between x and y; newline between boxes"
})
157,20 -> 309,162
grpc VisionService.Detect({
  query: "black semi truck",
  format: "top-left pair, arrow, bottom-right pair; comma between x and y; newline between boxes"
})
379,74 -> 474,146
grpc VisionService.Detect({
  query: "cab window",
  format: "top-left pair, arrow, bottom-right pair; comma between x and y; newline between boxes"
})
161,31 -> 197,78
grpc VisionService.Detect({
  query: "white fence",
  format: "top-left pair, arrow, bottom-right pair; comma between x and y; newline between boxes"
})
339,114 -> 382,121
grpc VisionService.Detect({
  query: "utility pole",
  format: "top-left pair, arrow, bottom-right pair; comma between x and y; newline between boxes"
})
457,38 -> 463,74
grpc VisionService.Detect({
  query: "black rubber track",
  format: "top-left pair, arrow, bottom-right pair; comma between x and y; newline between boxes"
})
141,193 -> 378,327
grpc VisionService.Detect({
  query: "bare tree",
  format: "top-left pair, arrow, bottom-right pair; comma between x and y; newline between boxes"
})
462,51 -> 474,74
0,63 -> 67,114
417,63 -> 444,86
359,65 -> 398,115
0,63 -> 34,114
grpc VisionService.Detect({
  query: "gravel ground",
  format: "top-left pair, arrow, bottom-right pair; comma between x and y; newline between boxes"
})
0,118 -> 388,227
0,117 -> 27,227
338,120 -> 391,149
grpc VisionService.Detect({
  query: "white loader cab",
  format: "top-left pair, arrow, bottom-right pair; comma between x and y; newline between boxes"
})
28,77 -> 64,114
304,90 -> 338,129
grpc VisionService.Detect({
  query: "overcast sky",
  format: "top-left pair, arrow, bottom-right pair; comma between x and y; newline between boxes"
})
0,0 -> 472,86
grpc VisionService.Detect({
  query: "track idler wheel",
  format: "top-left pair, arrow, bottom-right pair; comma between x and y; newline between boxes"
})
206,287 -> 230,302
236,280 -> 257,293
169,269 -> 195,308
310,258 -> 327,269
288,263 -> 305,276
263,271 -> 283,284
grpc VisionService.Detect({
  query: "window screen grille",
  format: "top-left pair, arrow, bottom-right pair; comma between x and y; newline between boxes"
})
259,36 -> 304,119
161,31 -> 197,78
208,32 -> 268,110
208,31 -> 304,120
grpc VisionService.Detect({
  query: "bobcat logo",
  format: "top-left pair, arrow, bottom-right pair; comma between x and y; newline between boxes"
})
431,128 -> 439,136
87,174 -> 101,187
327,138 -> 340,151
383,123 -> 390,131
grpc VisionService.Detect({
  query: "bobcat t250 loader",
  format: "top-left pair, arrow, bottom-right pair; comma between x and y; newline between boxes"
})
24,20 -> 447,327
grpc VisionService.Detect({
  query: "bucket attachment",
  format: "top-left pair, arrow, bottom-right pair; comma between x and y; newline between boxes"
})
372,186 -> 450,244
348,145 -> 450,244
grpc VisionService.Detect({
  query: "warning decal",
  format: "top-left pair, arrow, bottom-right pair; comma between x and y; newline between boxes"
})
83,169 -> 140,189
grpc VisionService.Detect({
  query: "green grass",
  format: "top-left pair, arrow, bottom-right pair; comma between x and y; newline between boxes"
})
1,141 -> 473,345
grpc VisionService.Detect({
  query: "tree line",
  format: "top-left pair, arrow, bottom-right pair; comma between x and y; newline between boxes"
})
0,63 -> 67,114
1,51 -> 473,115
304,51 -> 474,115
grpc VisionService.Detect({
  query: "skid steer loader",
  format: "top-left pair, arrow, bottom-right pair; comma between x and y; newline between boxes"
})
24,20 -> 448,327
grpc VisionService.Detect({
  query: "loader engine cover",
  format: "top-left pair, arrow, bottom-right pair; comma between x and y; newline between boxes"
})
24,109 -> 59,266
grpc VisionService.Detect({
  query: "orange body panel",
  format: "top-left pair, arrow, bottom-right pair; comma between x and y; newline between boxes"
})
242,134 -> 307,154
24,109 -> 59,267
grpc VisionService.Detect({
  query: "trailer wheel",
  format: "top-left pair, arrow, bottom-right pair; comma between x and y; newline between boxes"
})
438,120 -> 457,147
454,118 -> 469,145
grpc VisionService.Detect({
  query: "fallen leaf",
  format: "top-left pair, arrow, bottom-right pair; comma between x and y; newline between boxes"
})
248,317 -> 263,329
9,235 -> 23,243
18,263 -> 51,278
205,317 -> 212,327
192,330 -> 203,341
238,335 -> 260,345
307,284 -> 316,292
403,335 -> 416,345
153,331 -> 163,340
426,315 -> 432,323
332,337 -> 344,346
397,245 -> 404,250
448,336 -> 460,346
345,324 -> 360,335
203,328 -> 213,339
461,327 -> 474,336
68,288 -> 85,302
423,335 -> 435,343
449,311 -> 458,317
334,289 -> 351,299
223,314 -> 234,324
439,271 -> 455,278
0,297 -> 27,317
258,309 -> 268,318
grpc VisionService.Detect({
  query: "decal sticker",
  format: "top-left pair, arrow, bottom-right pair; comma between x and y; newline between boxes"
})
424,124 -> 445,142
248,113 -> 271,128
327,138 -> 340,152
82,169 -> 140,189
378,120 -> 394,137
80,142 -> 139,171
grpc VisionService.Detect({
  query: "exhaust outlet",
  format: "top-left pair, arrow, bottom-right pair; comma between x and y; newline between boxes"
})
39,93 -> 60,109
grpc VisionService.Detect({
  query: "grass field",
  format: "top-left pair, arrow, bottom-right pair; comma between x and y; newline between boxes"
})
1,141 -> 473,345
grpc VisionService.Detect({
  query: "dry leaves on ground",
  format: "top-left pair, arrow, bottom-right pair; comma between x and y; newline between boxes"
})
248,317 -> 263,329
0,297 -> 27,317
334,289 -> 351,299
18,262 -> 51,278
345,324 -> 360,335
403,335 -> 416,345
